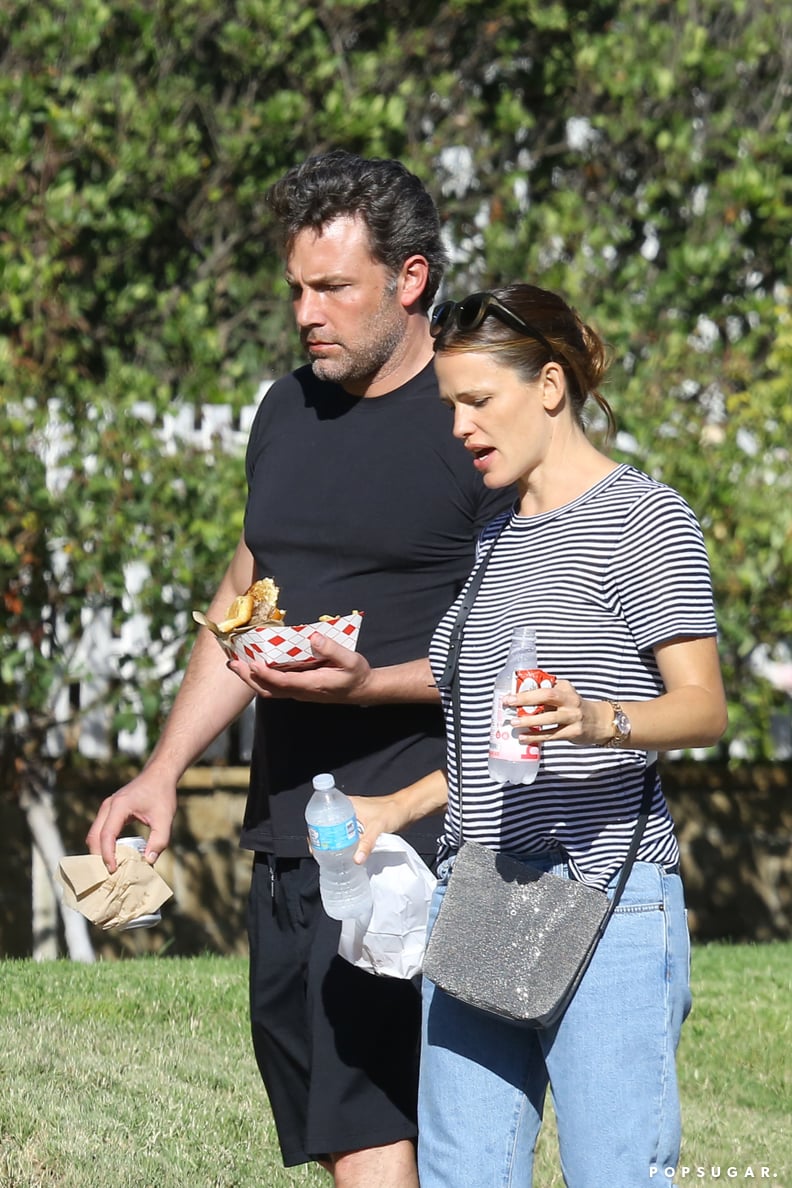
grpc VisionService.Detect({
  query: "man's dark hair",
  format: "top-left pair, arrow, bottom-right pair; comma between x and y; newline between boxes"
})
266,149 -> 447,311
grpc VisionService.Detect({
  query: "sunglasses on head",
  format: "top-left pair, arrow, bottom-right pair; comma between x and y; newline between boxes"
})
430,291 -> 556,357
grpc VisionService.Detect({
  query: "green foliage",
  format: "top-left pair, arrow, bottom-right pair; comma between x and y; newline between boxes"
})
1,0 -> 791,771
0,389 -> 245,775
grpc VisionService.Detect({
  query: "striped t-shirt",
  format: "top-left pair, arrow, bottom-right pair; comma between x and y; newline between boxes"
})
428,464 -> 718,888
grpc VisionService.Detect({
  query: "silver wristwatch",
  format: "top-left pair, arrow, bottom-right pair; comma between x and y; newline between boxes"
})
602,699 -> 631,747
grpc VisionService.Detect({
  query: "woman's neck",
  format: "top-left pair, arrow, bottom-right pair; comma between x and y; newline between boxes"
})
517,436 -> 617,517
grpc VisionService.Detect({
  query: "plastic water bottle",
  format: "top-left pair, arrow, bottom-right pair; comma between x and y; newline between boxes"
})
488,627 -> 548,786
305,773 -> 373,922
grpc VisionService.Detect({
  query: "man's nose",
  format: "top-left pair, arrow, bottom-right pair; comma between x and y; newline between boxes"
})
294,289 -> 323,328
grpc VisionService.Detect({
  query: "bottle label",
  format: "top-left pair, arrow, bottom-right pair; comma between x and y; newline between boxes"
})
489,680 -> 540,763
307,816 -> 359,851
489,725 -> 540,762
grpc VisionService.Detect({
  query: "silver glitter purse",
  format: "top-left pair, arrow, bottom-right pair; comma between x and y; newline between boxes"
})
423,532 -> 654,1029
423,841 -> 612,1027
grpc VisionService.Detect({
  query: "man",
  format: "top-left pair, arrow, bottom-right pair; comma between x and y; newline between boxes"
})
87,150 -> 511,1187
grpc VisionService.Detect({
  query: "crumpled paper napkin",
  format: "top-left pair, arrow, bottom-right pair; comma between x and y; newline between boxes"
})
56,844 -> 173,930
338,833 -> 437,980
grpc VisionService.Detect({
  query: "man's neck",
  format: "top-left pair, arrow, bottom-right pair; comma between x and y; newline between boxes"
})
349,323 -> 435,398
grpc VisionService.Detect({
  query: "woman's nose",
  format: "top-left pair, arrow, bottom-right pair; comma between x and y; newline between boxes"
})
453,407 -> 473,439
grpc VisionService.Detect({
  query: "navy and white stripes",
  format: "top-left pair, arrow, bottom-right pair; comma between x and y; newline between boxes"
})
429,464 -> 718,888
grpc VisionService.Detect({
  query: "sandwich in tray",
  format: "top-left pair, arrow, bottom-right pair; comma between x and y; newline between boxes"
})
193,578 -> 363,669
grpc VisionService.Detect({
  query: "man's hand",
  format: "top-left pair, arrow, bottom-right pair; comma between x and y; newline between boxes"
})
228,635 -> 439,707
228,632 -> 374,703
86,771 -> 177,873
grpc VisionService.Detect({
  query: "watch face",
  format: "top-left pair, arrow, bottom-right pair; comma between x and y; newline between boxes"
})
614,709 -> 631,739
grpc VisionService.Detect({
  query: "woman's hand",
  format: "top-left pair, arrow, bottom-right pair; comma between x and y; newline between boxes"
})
503,635 -> 727,752
347,794 -> 411,862
503,680 -> 611,747
347,770 -> 449,863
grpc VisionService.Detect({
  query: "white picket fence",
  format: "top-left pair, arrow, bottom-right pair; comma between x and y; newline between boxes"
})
41,384 -> 273,765
37,386 -> 792,765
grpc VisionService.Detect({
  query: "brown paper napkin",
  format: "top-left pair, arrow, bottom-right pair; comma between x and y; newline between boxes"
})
56,844 -> 173,930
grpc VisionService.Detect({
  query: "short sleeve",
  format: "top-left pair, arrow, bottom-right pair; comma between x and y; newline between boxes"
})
610,486 -> 718,652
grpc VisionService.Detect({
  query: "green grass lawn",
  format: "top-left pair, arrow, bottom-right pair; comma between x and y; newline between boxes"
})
0,943 -> 789,1187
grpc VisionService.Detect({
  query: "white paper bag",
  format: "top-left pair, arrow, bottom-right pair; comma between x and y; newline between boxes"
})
338,833 -> 437,979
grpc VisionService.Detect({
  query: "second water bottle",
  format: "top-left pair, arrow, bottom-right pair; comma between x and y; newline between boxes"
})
305,773 -> 373,922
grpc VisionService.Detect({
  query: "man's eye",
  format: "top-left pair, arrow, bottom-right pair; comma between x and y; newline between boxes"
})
472,398 -> 490,409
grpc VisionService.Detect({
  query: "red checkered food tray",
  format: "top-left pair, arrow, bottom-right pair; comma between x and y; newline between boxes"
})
218,613 -> 363,668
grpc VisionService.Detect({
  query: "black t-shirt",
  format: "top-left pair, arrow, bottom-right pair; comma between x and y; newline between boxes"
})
240,361 -> 513,858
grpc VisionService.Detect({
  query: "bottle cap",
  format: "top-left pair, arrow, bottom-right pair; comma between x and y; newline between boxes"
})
312,773 -> 335,791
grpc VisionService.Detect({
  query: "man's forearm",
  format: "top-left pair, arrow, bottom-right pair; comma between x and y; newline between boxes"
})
143,531 -> 258,780
359,657 -> 439,706
144,627 -> 254,782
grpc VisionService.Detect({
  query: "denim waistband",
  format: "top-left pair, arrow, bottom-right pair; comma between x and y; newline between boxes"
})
438,846 -> 680,882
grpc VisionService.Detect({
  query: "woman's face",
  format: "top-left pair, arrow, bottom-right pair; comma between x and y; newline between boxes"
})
434,350 -> 554,490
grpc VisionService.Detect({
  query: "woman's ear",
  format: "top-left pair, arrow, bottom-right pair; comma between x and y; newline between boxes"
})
540,361 -> 567,411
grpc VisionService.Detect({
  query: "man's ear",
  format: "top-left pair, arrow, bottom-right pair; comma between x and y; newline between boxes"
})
398,254 -> 430,310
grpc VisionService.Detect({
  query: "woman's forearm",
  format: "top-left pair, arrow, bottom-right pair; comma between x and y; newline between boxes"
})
349,769 -> 449,860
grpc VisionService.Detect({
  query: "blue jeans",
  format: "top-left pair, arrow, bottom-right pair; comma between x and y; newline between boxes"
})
418,852 -> 691,1188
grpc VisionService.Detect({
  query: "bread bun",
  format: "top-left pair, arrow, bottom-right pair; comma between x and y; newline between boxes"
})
215,593 -> 255,634
214,578 -> 285,634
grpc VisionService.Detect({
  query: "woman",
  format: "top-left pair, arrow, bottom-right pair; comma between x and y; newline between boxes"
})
356,283 -> 727,1187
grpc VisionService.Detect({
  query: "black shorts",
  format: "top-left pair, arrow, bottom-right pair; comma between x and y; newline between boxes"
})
247,854 -> 422,1167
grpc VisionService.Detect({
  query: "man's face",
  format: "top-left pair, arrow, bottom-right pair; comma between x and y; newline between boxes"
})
285,215 -> 406,394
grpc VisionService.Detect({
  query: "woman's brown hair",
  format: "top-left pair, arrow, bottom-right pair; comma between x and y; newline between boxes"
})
432,283 -> 616,439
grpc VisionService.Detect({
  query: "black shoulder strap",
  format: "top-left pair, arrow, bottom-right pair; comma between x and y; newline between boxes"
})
437,522 -> 507,692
